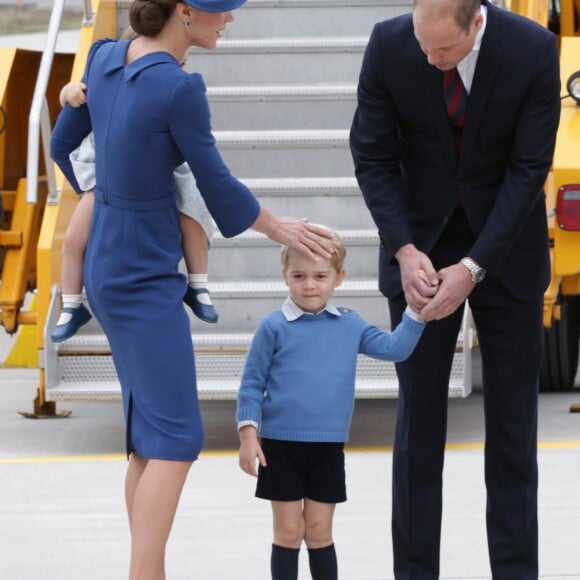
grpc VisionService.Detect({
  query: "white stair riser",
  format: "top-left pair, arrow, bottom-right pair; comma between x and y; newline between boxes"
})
209,97 -> 357,131
187,50 -> 365,86
117,1 -> 409,42
187,292 -> 387,332
218,144 -> 353,178
247,194 -> 375,229
206,242 -> 380,280
226,3 -> 406,39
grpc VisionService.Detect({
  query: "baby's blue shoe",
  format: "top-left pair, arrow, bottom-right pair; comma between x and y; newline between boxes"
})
51,304 -> 92,342
184,286 -> 219,324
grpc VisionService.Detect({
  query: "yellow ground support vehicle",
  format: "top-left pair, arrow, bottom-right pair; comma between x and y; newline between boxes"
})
509,0 -> 580,391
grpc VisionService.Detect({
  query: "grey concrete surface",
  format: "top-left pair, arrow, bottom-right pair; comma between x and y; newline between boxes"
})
1,367 -> 579,579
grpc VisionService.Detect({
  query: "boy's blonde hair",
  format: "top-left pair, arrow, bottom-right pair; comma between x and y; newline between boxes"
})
281,228 -> 346,272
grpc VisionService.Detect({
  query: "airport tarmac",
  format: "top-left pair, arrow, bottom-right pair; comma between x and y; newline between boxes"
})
1,365 -> 579,580
1,20 -> 580,580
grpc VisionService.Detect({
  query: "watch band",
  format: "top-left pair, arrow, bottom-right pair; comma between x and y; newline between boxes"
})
460,257 -> 486,283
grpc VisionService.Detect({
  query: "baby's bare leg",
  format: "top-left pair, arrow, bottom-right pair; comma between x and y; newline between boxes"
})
51,192 -> 94,341
61,192 -> 94,294
180,213 -> 208,275
180,213 -> 218,323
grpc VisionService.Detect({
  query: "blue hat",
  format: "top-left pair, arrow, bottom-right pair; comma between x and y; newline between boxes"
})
182,0 -> 247,12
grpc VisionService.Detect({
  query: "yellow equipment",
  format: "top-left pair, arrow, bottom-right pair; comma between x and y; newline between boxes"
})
506,0 -> 580,391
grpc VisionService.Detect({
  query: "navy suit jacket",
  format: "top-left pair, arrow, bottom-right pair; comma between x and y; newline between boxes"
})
350,1 -> 561,302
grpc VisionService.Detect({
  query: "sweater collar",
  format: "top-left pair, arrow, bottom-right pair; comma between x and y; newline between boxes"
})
282,296 -> 341,321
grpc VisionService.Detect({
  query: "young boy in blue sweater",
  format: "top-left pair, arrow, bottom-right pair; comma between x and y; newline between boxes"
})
236,229 -> 427,580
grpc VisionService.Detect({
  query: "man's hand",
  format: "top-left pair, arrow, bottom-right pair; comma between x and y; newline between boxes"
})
395,244 -> 439,313
238,425 -> 267,477
420,262 -> 474,321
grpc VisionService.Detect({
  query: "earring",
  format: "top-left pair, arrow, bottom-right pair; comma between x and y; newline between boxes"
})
185,19 -> 191,28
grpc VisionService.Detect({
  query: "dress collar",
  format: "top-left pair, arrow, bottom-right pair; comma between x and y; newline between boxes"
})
102,40 -> 180,79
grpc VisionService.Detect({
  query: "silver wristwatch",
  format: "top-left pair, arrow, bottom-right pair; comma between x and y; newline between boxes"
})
460,257 -> 486,283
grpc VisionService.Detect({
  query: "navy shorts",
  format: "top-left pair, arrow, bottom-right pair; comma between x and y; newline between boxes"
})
256,438 -> 347,504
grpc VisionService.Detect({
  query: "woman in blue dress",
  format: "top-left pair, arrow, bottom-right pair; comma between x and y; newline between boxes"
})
50,0 -> 333,577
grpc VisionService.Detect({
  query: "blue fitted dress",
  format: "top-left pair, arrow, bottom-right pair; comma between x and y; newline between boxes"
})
51,39 -> 260,461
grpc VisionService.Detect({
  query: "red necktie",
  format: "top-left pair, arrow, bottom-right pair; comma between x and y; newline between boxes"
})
443,68 -> 468,153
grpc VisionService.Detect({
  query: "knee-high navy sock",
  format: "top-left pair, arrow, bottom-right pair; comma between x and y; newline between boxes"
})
271,544 -> 300,580
307,544 -> 338,580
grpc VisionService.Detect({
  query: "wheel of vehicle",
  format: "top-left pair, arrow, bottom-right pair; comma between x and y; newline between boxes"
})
540,295 -> 580,392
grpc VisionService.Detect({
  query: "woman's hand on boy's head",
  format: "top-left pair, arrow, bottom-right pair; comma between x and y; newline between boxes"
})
251,209 -> 335,262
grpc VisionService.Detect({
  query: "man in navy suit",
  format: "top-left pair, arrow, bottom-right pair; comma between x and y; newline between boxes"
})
350,0 -> 561,577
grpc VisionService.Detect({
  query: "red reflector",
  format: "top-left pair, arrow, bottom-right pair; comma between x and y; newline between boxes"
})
557,185 -> 580,231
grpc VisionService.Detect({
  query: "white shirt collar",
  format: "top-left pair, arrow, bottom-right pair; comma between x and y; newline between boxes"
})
457,4 -> 487,93
282,296 -> 341,321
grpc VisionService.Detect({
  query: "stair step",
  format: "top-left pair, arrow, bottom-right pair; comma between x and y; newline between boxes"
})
117,0 -> 411,42
215,129 -> 348,147
208,84 -> 356,100
201,280 -> 384,328
240,176 -> 360,196
212,227 -> 377,247
234,177 -> 374,227
207,85 -> 356,130
47,332 -> 471,401
215,130 -> 351,178
186,37 -> 368,85
222,0 -> 407,39
193,36 -> 368,54
207,229 -> 379,279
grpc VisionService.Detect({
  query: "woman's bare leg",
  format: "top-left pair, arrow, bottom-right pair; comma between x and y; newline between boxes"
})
125,452 -> 148,525
128,457 -> 193,580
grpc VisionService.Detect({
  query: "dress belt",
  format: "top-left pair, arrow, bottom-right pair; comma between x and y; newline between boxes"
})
94,187 -> 175,211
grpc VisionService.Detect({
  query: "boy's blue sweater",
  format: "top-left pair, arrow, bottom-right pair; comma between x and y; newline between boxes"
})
236,307 -> 425,443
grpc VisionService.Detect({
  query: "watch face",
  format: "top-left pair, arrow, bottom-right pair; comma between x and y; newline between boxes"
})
461,258 -> 485,283
474,269 -> 485,282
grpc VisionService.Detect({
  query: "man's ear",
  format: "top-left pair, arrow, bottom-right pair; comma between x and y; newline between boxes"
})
335,269 -> 346,288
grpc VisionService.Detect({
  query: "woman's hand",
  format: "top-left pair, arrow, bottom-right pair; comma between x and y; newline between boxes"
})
251,208 -> 335,261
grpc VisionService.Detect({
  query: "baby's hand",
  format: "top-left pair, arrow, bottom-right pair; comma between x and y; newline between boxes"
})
62,82 -> 87,108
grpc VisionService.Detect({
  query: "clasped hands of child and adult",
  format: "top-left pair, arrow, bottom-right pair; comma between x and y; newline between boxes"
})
396,244 -> 476,322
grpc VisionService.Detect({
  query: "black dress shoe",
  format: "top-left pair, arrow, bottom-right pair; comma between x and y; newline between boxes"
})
183,286 -> 219,324
51,304 -> 92,342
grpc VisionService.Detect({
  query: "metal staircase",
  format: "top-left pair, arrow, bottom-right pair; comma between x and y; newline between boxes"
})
45,0 -> 474,401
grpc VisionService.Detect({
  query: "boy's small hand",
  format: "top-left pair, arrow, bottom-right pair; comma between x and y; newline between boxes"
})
238,426 -> 267,477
